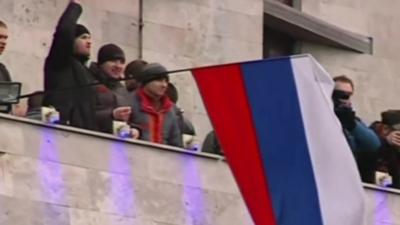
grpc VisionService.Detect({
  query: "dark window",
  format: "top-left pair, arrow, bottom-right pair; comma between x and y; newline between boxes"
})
263,0 -> 372,54
274,0 -> 293,6
263,27 -> 296,58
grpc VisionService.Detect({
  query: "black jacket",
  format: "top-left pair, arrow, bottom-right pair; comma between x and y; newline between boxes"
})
90,63 -> 132,133
0,63 -> 11,82
0,63 -> 12,113
376,141 -> 400,188
43,2 -> 97,130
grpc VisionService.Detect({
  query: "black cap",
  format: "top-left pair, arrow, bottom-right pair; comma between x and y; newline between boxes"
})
124,59 -> 148,79
75,24 -> 90,38
381,110 -> 400,129
138,63 -> 169,86
97,44 -> 125,65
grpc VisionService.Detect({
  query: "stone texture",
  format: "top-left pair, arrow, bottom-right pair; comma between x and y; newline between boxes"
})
8,154 -> 93,209
69,208 -> 155,225
0,195 -> 70,225
90,170 -> 137,217
0,116 -> 251,225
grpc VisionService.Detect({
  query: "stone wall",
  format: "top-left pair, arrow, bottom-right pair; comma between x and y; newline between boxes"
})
0,115 -> 253,225
299,0 -> 400,123
0,113 -> 400,225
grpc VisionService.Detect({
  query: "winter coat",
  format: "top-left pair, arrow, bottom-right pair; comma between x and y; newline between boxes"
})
0,63 -> 11,113
201,130 -> 223,155
130,88 -> 183,147
376,141 -> 400,188
90,63 -> 131,133
343,120 -> 381,183
43,2 -> 97,130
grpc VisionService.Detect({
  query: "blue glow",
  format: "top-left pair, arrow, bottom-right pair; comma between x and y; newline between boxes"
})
38,128 -> 66,205
109,142 -> 136,217
374,190 -> 393,225
182,154 -> 206,224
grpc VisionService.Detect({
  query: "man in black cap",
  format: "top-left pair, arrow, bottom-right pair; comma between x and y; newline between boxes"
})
374,110 -> 400,188
43,0 -> 97,130
129,63 -> 182,147
91,43 -> 135,134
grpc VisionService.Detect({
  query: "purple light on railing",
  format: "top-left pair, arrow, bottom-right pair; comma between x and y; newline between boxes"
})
373,190 -> 393,225
38,128 -> 66,205
182,154 -> 207,224
109,142 -> 136,217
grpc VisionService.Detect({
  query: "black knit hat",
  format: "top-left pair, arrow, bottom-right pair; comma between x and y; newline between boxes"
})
75,24 -> 90,38
138,63 -> 169,86
381,110 -> 400,129
97,44 -> 126,65
124,59 -> 148,79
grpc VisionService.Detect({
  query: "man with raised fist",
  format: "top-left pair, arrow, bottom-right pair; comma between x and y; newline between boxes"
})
43,0 -> 97,130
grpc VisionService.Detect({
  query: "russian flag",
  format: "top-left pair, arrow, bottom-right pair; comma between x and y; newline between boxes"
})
192,55 -> 366,225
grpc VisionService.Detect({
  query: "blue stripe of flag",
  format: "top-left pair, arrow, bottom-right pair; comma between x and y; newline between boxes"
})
240,58 -> 324,225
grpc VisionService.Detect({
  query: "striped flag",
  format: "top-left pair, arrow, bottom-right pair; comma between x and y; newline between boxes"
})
192,55 -> 366,225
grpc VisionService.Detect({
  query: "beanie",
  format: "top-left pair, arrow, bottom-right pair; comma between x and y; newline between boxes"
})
138,63 -> 169,86
75,24 -> 90,38
97,44 -> 126,65
124,59 -> 148,79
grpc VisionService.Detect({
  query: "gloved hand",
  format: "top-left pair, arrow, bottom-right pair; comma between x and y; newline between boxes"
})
335,108 -> 356,131
386,130 -> 400,148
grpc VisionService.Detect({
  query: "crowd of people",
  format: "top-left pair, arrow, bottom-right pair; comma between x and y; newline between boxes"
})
0,0 -> 399,188
333,75 -> 400,188
0,0 -> 198,149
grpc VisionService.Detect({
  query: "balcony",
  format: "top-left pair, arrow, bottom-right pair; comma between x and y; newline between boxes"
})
0,114 -> 398,224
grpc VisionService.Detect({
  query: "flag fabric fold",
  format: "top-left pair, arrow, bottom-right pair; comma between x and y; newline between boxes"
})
192,54 -> 366,225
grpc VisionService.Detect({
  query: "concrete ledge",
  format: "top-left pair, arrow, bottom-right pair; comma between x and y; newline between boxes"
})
0,113 -> 252,224
363,183 -> 400,195
1,113 -> 400,224
0,113 -> 223,160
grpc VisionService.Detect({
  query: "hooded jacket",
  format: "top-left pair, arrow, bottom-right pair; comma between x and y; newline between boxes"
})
43,2 -> 97,130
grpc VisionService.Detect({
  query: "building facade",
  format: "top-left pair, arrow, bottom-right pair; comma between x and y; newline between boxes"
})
0,0 -> 398,143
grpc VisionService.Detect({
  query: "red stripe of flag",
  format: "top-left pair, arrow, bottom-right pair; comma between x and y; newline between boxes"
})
192,64 -> 277,225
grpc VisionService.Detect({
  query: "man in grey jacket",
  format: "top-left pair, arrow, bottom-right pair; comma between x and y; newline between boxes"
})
130,63 -> 183,147
91,44 -> 134,134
